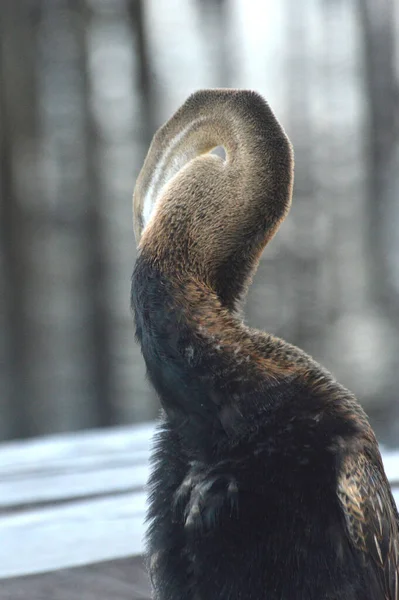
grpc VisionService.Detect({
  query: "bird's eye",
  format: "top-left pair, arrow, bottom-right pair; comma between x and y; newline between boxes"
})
210,146 -> 226,160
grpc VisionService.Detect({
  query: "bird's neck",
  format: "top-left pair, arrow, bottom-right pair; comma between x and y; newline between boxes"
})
132,251 -> 294,453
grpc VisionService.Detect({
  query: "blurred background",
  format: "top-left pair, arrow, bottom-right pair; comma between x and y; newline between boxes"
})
1,0 -> 399,445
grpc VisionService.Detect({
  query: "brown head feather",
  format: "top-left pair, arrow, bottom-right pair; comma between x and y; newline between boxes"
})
133,89 -> 293,307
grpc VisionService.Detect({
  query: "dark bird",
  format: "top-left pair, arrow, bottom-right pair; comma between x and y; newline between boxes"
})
131,89 -> 399,599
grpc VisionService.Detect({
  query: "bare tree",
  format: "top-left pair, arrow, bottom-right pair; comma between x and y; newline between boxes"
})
0,0 -> 40,438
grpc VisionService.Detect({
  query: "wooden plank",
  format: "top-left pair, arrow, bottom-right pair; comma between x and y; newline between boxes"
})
0,556 -> 151,600
0,423 -> 154,508
0,422 -> 155,471
0,491 -> 146,578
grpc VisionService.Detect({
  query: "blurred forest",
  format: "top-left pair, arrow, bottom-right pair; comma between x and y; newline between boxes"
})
1,0 -> 399,444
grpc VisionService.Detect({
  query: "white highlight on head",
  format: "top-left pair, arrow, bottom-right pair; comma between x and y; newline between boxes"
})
141,118 -> 205,233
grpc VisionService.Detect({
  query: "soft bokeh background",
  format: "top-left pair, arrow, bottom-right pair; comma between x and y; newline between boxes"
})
1,0 -> 399,445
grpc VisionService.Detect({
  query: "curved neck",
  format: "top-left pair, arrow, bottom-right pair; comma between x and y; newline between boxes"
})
133,89 -> 294,308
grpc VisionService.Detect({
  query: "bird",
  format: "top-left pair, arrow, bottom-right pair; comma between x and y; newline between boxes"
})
131,89 -> 399,599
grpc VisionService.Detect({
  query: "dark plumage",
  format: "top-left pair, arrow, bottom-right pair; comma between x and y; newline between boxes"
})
131,89 -> 399,599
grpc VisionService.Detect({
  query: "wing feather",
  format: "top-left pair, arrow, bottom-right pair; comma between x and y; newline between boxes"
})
338,450 -> 399,599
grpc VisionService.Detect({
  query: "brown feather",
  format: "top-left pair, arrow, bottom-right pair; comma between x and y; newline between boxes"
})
338,450 -> 399,599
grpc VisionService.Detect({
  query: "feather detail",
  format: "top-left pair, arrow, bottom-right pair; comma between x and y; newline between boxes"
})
338,451 -> 399,599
